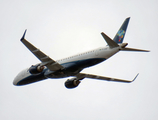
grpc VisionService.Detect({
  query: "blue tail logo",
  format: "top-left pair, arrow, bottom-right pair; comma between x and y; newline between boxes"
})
117,29 -> 125,42
113,17 -> 130,43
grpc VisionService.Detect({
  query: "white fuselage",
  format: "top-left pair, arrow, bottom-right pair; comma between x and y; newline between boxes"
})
13,17 -> 149,87
13,46 -> 120,85
57,46 -> 119,64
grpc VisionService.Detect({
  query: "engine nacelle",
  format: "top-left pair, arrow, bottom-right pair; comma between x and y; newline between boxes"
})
29,65 -> 44,74
64,78 -> 81,89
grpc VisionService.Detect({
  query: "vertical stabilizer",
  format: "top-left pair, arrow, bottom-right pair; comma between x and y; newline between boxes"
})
113,17 -> 130,43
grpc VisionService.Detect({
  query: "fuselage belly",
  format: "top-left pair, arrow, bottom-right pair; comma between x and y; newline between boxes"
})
14,47 -> 119,85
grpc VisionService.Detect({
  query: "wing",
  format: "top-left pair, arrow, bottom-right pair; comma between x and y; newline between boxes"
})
75,73 -> 139,83
20,30 -> 64,71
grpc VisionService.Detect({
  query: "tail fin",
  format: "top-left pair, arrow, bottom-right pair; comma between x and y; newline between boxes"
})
113,17 -> 130,44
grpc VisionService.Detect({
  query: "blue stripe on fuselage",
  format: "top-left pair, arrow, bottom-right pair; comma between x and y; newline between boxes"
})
17,71 -> 47,85
17,58 -> 106,85
61,58 -> 106,72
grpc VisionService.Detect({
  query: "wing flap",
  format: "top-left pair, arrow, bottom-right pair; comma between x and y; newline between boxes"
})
20,30 -> 64,71
75,73 -> 139,83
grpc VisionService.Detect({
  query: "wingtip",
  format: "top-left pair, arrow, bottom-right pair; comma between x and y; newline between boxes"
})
101,32 -> 104,34
20,29 -> 27,41
126,17 -> 130,20
132,73 -> 139,82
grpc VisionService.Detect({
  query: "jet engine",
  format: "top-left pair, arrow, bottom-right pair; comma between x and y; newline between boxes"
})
29,64 -> 45,74
65,78 -> 82,89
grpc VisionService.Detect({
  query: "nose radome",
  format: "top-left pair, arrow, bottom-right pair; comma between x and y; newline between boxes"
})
13,68 -> 30,86
13,69 -> 26,86
13,76 -> 19,85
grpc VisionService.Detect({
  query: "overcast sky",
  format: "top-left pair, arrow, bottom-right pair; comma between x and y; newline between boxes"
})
0,0 -> 158,120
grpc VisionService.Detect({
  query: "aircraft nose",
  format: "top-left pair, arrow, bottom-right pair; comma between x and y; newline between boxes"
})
13,68 -> 30,86
13,69 -> 25,86
13,75 -> 19,86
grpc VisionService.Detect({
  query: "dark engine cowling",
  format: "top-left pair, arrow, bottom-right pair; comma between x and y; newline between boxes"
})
65,78 -> 81,89
29,65 -> 44,74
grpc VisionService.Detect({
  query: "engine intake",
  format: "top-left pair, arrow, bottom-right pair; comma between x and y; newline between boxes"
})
29,65 -> 44,74
65,78 -> 81,89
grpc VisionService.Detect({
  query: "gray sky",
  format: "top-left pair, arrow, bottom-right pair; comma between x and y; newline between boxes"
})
0,0 -> 158,120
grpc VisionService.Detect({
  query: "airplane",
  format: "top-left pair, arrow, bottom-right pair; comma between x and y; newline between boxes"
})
13,17 -> 149,88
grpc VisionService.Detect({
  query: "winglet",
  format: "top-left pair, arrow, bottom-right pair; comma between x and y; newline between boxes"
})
132,73 -> 139,82
20,29 -> 27,41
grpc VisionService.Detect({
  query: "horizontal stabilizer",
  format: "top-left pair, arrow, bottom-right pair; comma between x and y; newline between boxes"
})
101,32 -> 119,48
121,47 -> 150,52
